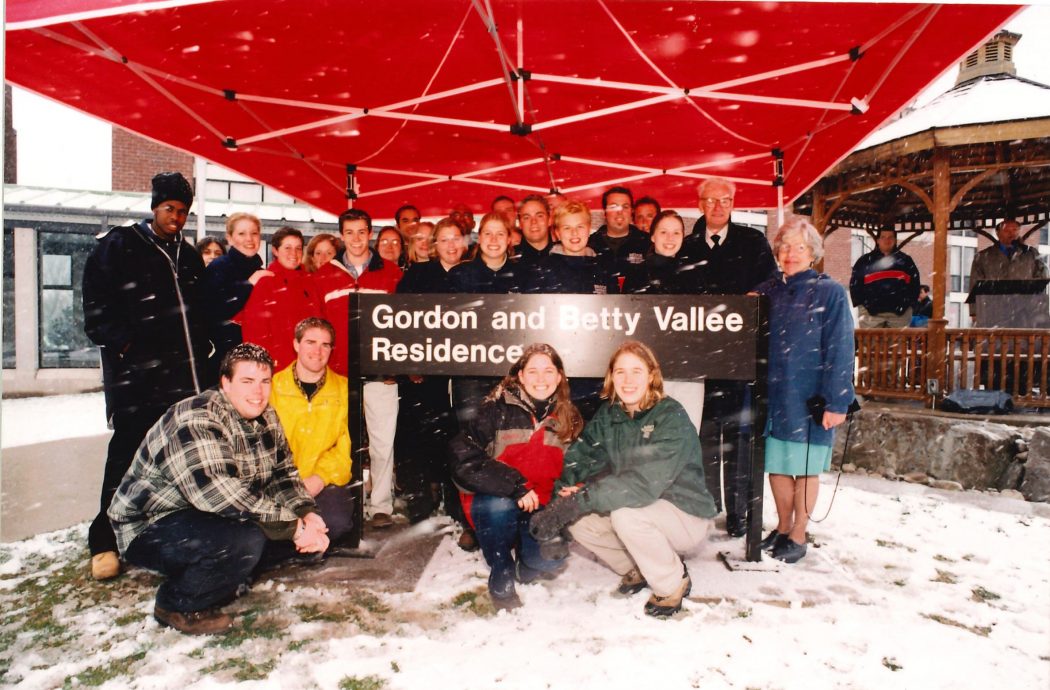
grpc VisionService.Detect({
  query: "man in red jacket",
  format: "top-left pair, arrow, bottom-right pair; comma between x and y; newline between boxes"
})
317,208 -> 402,528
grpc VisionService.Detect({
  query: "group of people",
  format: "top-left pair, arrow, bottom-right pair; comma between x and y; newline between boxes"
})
82,170 -> 858,634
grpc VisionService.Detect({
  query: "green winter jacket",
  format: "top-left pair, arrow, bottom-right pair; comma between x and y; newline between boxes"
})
557,397 -> 717,519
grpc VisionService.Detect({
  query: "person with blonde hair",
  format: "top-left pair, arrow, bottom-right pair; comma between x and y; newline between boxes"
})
530,341 -> 717,617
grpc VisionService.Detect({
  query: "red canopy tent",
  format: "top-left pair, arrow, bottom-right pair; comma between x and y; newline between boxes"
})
5,1 -> 1020,217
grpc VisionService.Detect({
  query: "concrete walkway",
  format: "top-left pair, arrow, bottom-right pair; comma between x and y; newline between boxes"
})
1,433 -> 109,542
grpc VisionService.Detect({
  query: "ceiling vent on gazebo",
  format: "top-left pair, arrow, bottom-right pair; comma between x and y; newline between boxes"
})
956,30 -> 1020,86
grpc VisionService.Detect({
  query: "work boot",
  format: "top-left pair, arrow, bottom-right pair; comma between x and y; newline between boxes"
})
154,606 -> 233,635
643,565 -> 692,618
725,513 -> 746,538
370,512 -> 393,529
457,527 -> 479,552
90,551 -> 121,581
615,568 -> 648,596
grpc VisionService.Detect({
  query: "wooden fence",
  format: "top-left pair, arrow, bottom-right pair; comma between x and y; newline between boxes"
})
855,328 -> 1050,408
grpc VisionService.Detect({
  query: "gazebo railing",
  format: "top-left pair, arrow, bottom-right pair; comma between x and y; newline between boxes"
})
854,327 -> 1050,407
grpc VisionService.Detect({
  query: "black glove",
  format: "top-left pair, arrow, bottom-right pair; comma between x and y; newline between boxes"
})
529,494 -> 582,542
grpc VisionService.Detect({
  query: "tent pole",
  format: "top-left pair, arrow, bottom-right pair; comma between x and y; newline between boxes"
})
194,156 -> 207,242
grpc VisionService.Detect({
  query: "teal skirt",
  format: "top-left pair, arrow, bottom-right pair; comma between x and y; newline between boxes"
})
765,437 -> 831,476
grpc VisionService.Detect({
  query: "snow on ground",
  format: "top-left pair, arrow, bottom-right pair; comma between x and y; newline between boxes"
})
1,392 -> 108,448
1,476 -> 1048,690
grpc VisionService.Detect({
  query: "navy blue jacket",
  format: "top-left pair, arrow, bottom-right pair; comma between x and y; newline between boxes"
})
755,270 -> 855,447
524,249 -> 618,295
849,248 -> 920,316
449,255 -> 523,294
587,224 -> 650,286
396,260 -> 457,294
202,246 -> 264,366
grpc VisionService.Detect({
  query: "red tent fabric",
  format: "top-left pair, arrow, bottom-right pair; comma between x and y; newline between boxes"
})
5,1 -> 1019,217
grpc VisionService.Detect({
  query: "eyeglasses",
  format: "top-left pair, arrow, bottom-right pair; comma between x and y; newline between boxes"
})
378,238 -> 402,245
605,203 -> 631,212
700,197 -> 733,209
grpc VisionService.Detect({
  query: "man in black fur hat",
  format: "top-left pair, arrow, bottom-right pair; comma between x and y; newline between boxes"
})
82,171 -> 212,581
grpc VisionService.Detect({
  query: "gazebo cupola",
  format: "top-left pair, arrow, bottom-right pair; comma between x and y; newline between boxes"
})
956,30 -> 1020,85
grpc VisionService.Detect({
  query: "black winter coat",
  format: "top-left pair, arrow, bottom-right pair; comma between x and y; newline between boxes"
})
396,260 -> 457,294
678,220 -> 776,295
587,224 -> 650,285
449,255 -> 523,294
622,253 -> 691,294
201,246 -> 264,366
82,220 -> 210,413
524,249 -> 618,295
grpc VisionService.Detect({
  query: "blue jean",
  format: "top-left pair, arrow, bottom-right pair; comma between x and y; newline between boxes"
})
471,494 -> 565,598
124,509 -> 269,613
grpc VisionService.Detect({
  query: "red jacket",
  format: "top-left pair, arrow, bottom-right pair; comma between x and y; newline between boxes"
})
235,261 -> 321,371
314,253 -> 402,375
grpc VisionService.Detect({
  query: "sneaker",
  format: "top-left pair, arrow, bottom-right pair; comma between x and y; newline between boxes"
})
90,551 -> 121,581
616,568 -> 648,596
643,566 -> 692,618
370,512 -> 394,529
771,537 -> 807,564
154,605 -> 233,635
491,591 -> 523,611
758,530 -> 787,552
457,528 -> 479,552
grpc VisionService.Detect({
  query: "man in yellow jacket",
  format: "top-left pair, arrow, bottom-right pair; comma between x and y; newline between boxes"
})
269,317 -> 354,545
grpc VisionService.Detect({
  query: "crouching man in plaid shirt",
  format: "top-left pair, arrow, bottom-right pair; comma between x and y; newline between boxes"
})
108,343 -> 329,635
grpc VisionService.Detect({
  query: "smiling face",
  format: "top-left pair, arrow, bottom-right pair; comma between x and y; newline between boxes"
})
517,353 -> 562,402
698,181 -> 733,232
634,202 -> 658,233
777,229 -> 815,277
435,225 -> 465,268
273,235 -> 303,270
293,326 -> 333,381
407,223 -> 431,261
228,217 -> 261,255
310,238 -> 337,269
199,241 -> 223,266
557,212 -> 591,256
650,216 -> 684,257
377,229 -> 403,263
478,219 -> 510,265
152,200 -> 189,240
611,351 -> 651,413
341,219 -> 371,262
519,199 -> 551,248
450,204 -> 475,233
220,360 -> 272,420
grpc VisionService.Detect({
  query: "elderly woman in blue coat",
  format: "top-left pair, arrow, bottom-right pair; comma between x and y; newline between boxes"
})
753,216 -> 855,564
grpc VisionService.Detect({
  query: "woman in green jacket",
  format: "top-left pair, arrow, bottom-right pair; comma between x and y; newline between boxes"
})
530,341 -> 717,617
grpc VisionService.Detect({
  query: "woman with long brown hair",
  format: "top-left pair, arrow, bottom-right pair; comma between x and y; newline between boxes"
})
450,343 -> 583,610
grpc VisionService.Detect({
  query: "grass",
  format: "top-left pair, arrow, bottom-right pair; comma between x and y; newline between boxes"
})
62,648 -> 148,688
208,606 -> 286,649
201,656 -> 278,682
339,675 -> 388,690
971,586 -> 1001,603
450,587 -> 495,617
931,569 -> 958,584
921,613 -> 992,637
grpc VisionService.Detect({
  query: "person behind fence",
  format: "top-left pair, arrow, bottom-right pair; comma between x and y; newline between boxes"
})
968,218 -> 1050,324
849,227 -> 920,329
449,343 -> 584,610
269,318 -> 355,547
752,216 -> 855,564
529,341 -> 717,618
108,344 -> 328,635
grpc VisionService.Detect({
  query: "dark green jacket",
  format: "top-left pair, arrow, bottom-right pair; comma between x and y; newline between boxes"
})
557,397 -> 717,519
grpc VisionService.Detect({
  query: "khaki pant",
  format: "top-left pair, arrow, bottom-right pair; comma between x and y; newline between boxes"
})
858,306 -> 912,329
568,500 -> 711,597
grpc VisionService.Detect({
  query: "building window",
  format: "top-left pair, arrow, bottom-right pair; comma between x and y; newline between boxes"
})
38,229 -> 99,368
3,227 -> 14,368
851,230 -> 874,265
949,244 -> 976,294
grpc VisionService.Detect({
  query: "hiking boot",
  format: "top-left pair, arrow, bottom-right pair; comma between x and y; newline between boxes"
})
491,591 -> 523,611
370,512 -> 394,529
772,537 -> 807,564
759,530 -> 787,552
457,527 -> 479,552
90,551 -> 121,581
643,566 -> 692,618
154,606 -> 233,635
615,568 -> 648,596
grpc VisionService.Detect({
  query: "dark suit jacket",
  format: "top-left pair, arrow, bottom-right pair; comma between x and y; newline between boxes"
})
678,219 -> 777,295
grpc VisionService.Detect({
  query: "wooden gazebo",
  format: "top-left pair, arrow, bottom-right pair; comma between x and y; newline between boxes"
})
796,31 -> 1050,407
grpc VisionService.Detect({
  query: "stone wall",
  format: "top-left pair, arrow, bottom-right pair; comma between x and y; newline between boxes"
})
831,404 -> 1049,501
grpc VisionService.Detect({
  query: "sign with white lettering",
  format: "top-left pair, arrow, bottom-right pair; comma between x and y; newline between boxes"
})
351,293 -> 766,380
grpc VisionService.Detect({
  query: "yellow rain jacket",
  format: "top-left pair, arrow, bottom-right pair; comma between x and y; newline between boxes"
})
270,364 -> 352,487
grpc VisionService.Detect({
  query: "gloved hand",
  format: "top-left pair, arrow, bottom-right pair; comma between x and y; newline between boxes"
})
529,494 -> 582,542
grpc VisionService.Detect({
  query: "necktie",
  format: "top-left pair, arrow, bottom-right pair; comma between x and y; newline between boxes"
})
711,234 -> 721,250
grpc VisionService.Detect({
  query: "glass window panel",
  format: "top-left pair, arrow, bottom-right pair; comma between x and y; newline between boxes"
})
229,182 -> 263,203
39,229 -> 100,368
205,180 -> 229,201
42,254 -> 72,286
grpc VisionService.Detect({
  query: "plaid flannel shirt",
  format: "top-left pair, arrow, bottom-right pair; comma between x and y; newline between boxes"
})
108,388 -> 316,554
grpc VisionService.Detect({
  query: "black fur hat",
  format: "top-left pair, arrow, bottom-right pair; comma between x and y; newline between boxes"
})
150,172 -> 194,209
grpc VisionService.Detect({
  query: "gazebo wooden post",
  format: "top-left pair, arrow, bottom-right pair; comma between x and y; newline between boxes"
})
812,185 -> 827,271
928,149 -> 951,404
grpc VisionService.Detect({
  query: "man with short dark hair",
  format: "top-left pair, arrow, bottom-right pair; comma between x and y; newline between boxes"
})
394,204 -> 421,233
677,177 -> 777,538
587,185 -> 650,288
109,344 -> 327,635
270,318 -> 355,542
850,228 -> 921,328
633,196 -> 661,233
517,194 -> 553,263
83,171 -> 211,581
969,219 -> 1049,323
